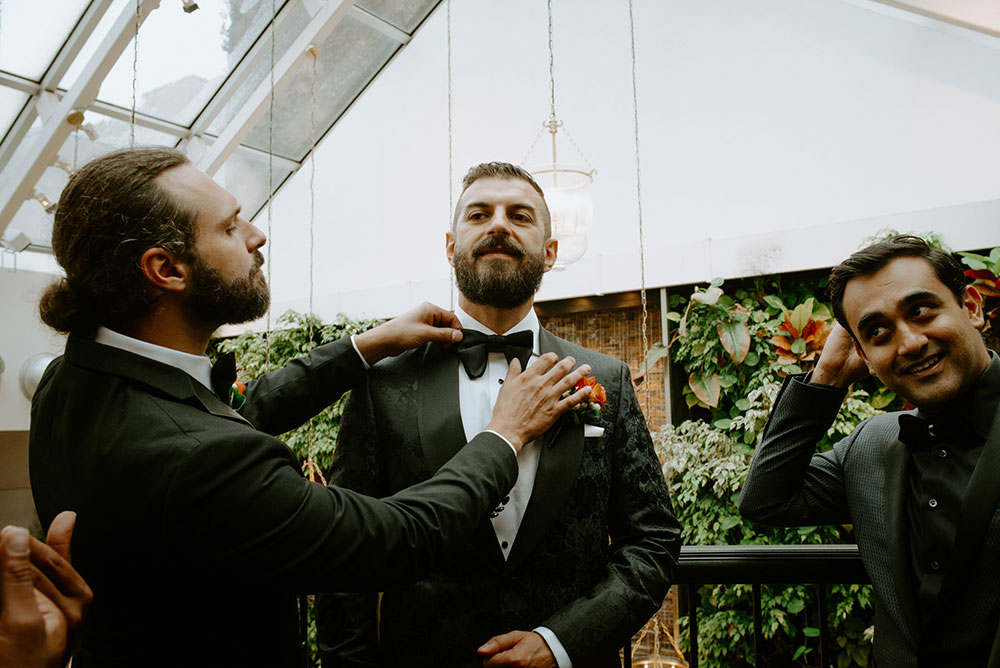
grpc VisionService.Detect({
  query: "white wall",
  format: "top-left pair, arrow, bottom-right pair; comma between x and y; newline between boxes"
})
0,268 -> 66,430
235,0 -> 1000,327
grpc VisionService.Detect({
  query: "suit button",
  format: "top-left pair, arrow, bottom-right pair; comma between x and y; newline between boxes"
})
928,498 -> 938,508
930,561 -> 940,571
937,449 -> 947,459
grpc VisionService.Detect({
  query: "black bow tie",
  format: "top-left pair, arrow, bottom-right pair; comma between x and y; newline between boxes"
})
211,351 -> 237,402
457,329 -> 533,379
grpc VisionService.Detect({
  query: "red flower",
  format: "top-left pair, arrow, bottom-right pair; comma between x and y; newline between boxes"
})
575,376 -> 608,406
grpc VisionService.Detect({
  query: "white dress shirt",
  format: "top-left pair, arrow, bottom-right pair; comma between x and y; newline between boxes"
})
454,307 -> 573,668
95,327 -> 215,390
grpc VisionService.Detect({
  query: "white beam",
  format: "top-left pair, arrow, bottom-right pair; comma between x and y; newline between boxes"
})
0,0 -> 162,237
0,0 -> 115,181
197,0 -> 355,175
845,0 -> 1000,43
349,5 -> 411,44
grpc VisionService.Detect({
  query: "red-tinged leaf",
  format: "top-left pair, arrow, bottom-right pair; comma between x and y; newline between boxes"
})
770,335 -> 792,351
801,319 -> 824,343
718,319 -> 751,364
974,283 -> 1000,297
689,371 -> 721,407
789,301 -> 813,337
965,269 -> 999,282
781,313 -> 800,340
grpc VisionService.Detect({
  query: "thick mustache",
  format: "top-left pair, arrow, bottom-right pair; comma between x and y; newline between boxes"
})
251,251 -> 265,274
472,238 -> 524,258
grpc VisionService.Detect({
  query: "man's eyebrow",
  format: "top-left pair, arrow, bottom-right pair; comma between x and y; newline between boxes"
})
220,205 -> 241,225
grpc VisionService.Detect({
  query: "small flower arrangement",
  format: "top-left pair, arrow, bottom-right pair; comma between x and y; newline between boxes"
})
229,380 -> 246,410
567,375 -> 607,424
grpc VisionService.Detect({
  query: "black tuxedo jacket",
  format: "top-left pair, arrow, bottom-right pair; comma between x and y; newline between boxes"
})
29,335 -> 519,668
739,373 -> 1000,668
316,328 -> 681,668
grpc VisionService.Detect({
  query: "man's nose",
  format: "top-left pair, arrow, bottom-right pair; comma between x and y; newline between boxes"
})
247,221 -> 267,251
485,210 -> 512,235
897,323 -> 928,356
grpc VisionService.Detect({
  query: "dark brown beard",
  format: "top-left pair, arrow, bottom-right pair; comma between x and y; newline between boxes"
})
453,237 -> 545,309
186,250 -> 270,326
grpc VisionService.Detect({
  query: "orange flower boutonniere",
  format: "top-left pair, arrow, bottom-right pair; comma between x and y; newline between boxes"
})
567,375 -> 607,424
229,379 -> 246,410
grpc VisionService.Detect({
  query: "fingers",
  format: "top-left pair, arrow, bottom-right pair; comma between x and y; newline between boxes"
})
478,630 -> 527,655
423,302 -> 463,331
1,526 -> 44,628
24,532 -> 91,630
46,511 -> 76,563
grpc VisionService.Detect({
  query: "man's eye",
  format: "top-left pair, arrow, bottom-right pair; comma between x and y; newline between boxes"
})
867,325 -> 888,341
510,213 -> 529,222
912,304 -> 934,318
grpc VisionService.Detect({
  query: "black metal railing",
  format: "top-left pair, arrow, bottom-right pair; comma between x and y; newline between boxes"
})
668,544 -> 869,668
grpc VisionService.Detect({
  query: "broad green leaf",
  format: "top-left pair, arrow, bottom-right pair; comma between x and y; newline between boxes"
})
839,650 -> 853,668
718,374 -> 738,388
666,311 -> 682,322
803,627 -> 820,638
709,276 -> 724,288
720,515 -> 740,530
743,428 -> 756,444
787,598 -> 806,614
736,398 -> 751,411
692,286 -> 724,306
745,351 -> 760,366
960,253 -> 988,271
812,303 -> 833,321
871,389 -> 896,409
713,418 -> 732,430
763,294 -> 785,311
717,319 -> 751,363
689,371 -> 721,407
789,300 -> 813,334
718,295 -> 735,309
643,342 -> 671,370
793,646 -> 806,660
791,338 -> 806,355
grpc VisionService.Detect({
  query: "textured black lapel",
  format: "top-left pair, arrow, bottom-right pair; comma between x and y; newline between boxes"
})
883,437 -> 920,640
416,342 -> 469,473
506,328 -> 586,570
934,407 -> 1000,612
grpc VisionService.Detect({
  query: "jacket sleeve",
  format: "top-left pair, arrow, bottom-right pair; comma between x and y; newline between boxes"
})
239,336 -> 366,436
314,376 -> 383,668
544,363 -> 683,664
160,389 -> 517,596
738,373 -> 853,526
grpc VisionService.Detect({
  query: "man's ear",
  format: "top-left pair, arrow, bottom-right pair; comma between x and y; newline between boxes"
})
139,247 -> 190,294
445,231 -> 456,267
542,237 -> 558,273
852,339 -> 874,375
964,286 -> 987,330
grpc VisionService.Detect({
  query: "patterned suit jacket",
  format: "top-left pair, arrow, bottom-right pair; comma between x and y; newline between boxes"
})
739,373 -> 1000,668
316,327 -> 681,668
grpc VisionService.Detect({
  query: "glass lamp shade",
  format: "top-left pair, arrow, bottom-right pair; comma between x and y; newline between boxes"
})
529,164 -> 594,270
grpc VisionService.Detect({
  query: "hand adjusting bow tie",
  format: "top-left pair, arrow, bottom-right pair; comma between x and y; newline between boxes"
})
211,351 -> 238,402
457,329 -> 533,380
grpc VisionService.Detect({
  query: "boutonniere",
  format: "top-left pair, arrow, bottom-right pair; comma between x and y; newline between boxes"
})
566,375 -> 607,425
228,380 -> 246,410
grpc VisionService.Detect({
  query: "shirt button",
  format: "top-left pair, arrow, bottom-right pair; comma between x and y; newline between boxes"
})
928,498 -> 938,508
937,449 -> 947,459
498,378 -> 503,385
930,561 -> 941,571
501,541 -> 509,550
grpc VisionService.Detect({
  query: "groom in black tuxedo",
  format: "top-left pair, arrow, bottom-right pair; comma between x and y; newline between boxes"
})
316,162 -> 681,668
28,148 -> 593,668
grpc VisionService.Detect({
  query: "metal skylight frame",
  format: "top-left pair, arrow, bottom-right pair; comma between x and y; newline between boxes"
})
0,0 -> 425,254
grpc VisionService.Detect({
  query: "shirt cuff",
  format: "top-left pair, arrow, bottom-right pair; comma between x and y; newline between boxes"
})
533,627 -> 572,668
350,334 -> 370,370
482,429 -> 518,457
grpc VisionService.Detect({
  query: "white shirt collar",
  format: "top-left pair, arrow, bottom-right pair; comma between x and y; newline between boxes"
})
94,326 -> 214,391
455,306 -> 540,356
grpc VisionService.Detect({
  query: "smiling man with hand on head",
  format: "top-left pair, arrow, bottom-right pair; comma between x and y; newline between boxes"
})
740,235 -> 1000,667
315,162 -> 680,668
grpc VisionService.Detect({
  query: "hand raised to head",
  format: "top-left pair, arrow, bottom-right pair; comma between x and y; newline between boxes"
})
486,353 -> 593,451
811,323 -> 870,389
353,302 -> 464,366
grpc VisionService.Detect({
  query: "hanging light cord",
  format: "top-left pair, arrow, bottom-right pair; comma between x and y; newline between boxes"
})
447,0 -> 454,311
304,46 -> 323,483
265,0 -> 276,371
628,0 -> 651,418
547,0 -> 556,122
130,0 -> 139,146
